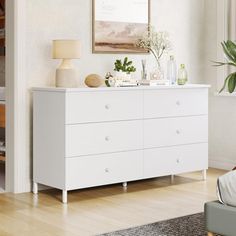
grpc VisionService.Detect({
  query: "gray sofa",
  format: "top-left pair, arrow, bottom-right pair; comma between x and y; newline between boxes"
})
205,201 -> 236,236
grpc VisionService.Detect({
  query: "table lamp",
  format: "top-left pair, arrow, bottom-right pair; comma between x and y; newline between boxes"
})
53,40 -> 80,87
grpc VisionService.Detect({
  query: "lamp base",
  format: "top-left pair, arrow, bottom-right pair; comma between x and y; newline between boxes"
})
56,68 -> 78,88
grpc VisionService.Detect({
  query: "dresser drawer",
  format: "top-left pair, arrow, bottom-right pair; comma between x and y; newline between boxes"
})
143,143 -> 208,178
65,91 -> 143,124
144,88 -> 208,118
144,116 -> 208,148
66,151 -> 143,190
66,120 -> 143,157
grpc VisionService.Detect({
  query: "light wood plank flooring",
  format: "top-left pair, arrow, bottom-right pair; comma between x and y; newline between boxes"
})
0,168 -> 226,236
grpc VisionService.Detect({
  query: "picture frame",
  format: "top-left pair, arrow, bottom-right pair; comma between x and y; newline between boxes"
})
92,0 -> 150,54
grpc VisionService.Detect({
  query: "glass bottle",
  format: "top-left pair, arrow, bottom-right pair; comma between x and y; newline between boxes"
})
167,56 -> 177,85
177,64 -> 188,85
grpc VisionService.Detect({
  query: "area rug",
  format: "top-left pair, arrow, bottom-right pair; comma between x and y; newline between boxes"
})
99,213 -> 211,236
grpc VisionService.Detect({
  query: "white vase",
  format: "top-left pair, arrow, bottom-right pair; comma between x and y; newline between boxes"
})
115,71 -> 131,81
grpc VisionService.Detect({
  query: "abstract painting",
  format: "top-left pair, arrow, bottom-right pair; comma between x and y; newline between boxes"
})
92,0 -> 150,53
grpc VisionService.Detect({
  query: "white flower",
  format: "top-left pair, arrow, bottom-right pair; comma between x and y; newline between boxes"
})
136,26 -> 172,64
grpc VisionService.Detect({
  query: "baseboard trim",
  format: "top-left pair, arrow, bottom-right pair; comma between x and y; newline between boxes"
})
209,158 -> 235,170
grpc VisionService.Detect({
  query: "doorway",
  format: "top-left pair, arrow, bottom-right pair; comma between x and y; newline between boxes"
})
0,0 -> 5,193
4,0 -> 29,194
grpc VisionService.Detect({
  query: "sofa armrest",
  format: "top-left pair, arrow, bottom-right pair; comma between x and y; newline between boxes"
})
205,201 -> 236,236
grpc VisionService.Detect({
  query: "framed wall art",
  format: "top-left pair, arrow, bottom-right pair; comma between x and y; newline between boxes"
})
92,0 -> 150,53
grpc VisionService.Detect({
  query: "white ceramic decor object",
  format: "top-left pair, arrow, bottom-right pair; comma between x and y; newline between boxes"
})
53,40 -> 80,88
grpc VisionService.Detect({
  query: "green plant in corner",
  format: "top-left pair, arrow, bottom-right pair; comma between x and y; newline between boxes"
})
214,40 -> 236,93
114,57 -> 136,74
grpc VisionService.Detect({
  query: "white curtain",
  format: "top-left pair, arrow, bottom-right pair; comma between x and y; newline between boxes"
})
229,0 -> 236,40
228,0 -> 236,74
217,0 -> 236,90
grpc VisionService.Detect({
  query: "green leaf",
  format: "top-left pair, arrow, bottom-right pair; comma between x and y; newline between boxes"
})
212,61 -> 226,67
214,41 -> 236,93
219,73 -> 232,93
126,61 -> 132,66
114,59 -> 123,71
226,40 -> 236,61
212,61 -> 236,67
124,57 -> 128,65
222,41 -> 235,62
105,79 -> 110,87
228,73 -> 236,93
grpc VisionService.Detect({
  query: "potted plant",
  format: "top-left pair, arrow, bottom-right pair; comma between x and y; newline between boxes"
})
114,57 -> 136,80
214,40 -> 236,93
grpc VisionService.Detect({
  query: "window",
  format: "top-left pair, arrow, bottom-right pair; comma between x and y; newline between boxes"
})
217,0 -> 236,91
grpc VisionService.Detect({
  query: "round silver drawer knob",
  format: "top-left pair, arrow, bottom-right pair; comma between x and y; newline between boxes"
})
176,130 -> 181,134
105,104 -> 110,110
105,168 -> 109,173
176,159 -> 180,164
105,136 -> 110,141
176,101 -> 181,106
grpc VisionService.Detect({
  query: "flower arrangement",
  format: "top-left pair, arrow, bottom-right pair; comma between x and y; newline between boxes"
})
136,26 -> 172,67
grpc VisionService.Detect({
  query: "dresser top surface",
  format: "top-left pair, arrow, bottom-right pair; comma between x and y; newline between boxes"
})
32,84 -> 210,93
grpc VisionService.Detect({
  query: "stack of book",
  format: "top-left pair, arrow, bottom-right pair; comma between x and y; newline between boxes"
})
139,79 -> 170,86
115,79 -> 139,87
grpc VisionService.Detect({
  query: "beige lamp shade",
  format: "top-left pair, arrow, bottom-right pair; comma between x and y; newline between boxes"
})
53,40 -> 81,59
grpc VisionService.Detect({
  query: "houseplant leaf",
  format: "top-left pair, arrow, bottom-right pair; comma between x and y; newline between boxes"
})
225,40 -> 236,61
214,40 -> 236,93
221,41 -> 235,62
219,73 -> 231,93
114,57 -> 136,74
212,61 -> 236,67
228,73 -> 236,93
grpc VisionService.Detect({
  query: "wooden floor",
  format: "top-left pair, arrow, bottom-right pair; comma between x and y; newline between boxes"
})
0,168 -> 226,236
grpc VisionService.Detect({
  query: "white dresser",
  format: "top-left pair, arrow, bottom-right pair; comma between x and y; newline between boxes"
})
33,85 -> 209,203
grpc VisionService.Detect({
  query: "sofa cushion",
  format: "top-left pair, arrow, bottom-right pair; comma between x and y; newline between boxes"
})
217,170 -> 236,207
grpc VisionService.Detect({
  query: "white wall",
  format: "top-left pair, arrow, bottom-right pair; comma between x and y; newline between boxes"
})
26,0 -> 206,87
22,0 -> 208,192
209,95 -> 236,170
